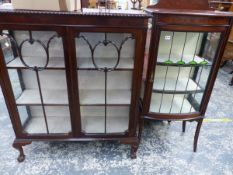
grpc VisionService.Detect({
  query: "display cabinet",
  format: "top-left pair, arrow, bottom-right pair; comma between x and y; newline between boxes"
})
142,0 -> 233,151
0,8 -> 149,162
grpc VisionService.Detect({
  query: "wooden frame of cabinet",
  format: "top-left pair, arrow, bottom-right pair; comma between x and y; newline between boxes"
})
142,0 -> 233,152
0,9 -> 149,162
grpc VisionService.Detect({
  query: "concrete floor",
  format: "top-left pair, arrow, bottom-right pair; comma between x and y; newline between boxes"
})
0,66 -> 233,175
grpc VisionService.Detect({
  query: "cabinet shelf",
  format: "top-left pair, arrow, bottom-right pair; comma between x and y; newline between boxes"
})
7,57 -> 135,70
153,77 -> 203,94
24,116 -> 71,134
81,116 -> 129,134
78,57 -> 134,70
16,89 -> 69,106
157,55 -> 211,67
79,89 -> 131,105
7,57 -> 65,69
16,89 -> 131,106
150,93 -> 196,114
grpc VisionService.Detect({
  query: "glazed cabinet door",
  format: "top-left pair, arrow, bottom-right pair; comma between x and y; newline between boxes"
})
145,30 -> 223,117
0,29 -> 72,135
74,31 -> 138,135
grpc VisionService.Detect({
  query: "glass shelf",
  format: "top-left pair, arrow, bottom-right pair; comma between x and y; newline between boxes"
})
7,57 -> 65,69
157,55 -> 211,67
153,77 -> 203,94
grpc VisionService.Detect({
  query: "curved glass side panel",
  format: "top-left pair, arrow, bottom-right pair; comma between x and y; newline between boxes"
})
150,31 -> 221,114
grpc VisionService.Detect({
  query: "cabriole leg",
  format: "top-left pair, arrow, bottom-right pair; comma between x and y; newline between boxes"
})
138,116 -> 144,143
182,121 -> 186,133
12,140 -> 32,162
130,143 -> 139,159
229,76 -> 233,86
193,119 -> 203,152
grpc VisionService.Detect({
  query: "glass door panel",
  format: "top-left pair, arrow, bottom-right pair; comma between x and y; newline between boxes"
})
1,30 -> 71,134
150,31 -> 221,114
76,32 -> 135,134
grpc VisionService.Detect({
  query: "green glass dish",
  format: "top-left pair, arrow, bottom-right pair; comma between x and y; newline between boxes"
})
164,60 -> 173,65
199,61 -> 208,65
176,60 -> 185,65
188,60 -> 197,65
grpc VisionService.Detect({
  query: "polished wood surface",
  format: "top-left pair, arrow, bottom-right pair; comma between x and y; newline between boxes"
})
0,7 -> 149,161
143,0 -> 233,152
148,0 -> 210,10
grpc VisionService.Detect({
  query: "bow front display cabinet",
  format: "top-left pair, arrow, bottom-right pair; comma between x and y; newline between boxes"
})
142,0 -> 233,152
0,8 -> 149,162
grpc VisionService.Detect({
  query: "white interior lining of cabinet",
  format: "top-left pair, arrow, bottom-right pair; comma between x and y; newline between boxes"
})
16,89 -> 68,105
150,93 -> 196,114
80,106 -> 129,117
81,116 -> 129,133
25,116 -> 71,134
16,89 -> 131,105
153,77 -> 201,92
155,66 -> 194,79
22,70 -> 67,89
78,71 -> 132,90
24,106 -> 71,134
78,57 -> 134,69
157,32 -> 204,62
79,89 -> 131,105
80,106 -> 129,133
7,57 -> 65,68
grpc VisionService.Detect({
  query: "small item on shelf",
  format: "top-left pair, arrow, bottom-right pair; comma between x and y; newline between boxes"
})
176,60 -> 185,65
188,60 -> 197,65
164,59 -> 173,64
11,0 -> 81,11
131,0 -> 137,9
138,0 -> 143,9
199,60 -> 208,65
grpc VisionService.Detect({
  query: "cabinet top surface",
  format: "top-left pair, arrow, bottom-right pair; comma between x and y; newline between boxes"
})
146,0 -> 233,17
0,5 -> 150,18
145,8 -> 233,17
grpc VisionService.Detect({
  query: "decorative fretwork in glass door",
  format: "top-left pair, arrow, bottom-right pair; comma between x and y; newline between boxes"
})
0,30 -> 72,134
76,32 -> 135,134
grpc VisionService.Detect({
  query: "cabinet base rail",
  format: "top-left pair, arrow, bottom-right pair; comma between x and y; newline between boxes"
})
12,137 -> 139,162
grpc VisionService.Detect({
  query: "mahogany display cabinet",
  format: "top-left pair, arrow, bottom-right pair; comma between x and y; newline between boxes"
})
0,8 -> 149,162
142,0 -> 233,152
